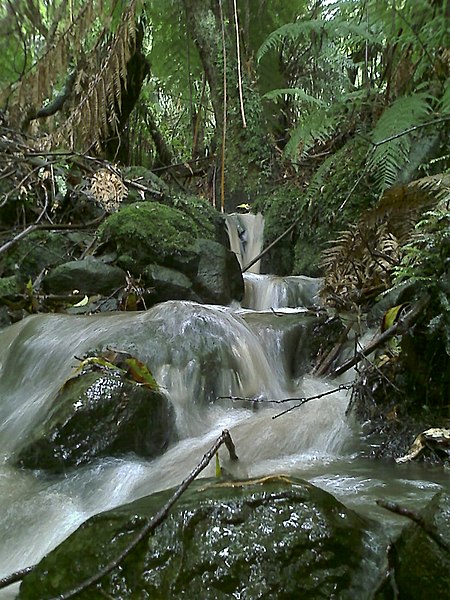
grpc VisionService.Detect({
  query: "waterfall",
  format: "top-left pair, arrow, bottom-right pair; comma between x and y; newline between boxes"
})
225,212 -> 264,273
0,213 -> 448,598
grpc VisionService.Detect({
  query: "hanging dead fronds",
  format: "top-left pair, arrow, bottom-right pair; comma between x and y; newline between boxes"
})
50,0 -> 140,153
3,0 -> 96,129
321,173 -> 450,309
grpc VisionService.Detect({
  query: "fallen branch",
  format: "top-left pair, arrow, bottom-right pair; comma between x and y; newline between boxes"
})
329,296 -> 429,379
242,218 -> 299,272
313,322 -> 353,377
376,499 -> 450,553
46,430 -> 237,600
0,566 -> 35,591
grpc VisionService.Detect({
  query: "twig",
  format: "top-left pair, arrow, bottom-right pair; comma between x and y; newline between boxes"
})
371,116 -> 450,148
376,499 -> 450,553
220,384 -> 354,417
242,218 -> 299,272
329,295 -> 429,378
43,430 -> 238,600
0,566 -> 35,591
272,384 -> 354,419
0,216 -> 104,256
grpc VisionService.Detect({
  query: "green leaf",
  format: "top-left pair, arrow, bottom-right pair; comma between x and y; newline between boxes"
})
124,357 -> 159,391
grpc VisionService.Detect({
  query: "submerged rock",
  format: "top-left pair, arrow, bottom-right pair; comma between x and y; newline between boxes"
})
14,369 -> 176,472
18,476 -> 381,599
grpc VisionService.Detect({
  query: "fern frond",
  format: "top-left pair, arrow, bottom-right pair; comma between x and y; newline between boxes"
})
257,20 -> 325,62
320,172 -> 449,308
285,110 -> 337,159
439,79 -> 450,115
367,94 -> 432,193
263,88 -> 324,107
257,17 -> 375,62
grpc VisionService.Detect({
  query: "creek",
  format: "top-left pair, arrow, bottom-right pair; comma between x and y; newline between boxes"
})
0,216 -> 448,598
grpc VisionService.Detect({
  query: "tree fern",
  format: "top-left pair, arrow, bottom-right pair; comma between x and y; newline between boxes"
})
257,18 -> 374,63
367,93 -> 432,193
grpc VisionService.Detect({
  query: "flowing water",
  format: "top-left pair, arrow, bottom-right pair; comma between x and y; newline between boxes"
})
0,219 -> 448,598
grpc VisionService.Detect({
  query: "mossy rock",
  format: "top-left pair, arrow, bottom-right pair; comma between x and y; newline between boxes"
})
18,476 -> 381,599
254,139 -> 376,276
97,202 -> 206,272
14,369 -> 176,473
0,231 -> 89,282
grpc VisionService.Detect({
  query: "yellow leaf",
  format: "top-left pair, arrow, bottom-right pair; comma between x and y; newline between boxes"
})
381,303 -> 408,332
215,453 -> 222,478
72,295 -> 89,307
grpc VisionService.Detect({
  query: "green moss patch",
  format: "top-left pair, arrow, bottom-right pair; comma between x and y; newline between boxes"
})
98,201 -> 206,269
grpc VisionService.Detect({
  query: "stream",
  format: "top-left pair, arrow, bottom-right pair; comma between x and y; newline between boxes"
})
0,216 -> 448,598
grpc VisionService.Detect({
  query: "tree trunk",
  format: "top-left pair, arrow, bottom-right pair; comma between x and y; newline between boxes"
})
182,0 -> 272,211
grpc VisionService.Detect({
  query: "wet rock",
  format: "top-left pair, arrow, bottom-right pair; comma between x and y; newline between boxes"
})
18,476 -> 381,599
379,492 -> 450,599
143,264 -> 200,302
193,238 -> 244,304
42,257 -> 127,295
14,370 -> 176,472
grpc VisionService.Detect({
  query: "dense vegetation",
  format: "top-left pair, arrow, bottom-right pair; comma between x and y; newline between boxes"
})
0,0 -> 449,426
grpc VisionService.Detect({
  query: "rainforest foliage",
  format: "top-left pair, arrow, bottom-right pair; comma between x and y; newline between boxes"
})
0,0 -> 449,307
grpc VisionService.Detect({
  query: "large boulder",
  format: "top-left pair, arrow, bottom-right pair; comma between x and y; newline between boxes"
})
193,238 -> 244,304
18,476 -> 381,599
97,201 -> 207,273
42,257 -> 127,296
14,366 -> 176,473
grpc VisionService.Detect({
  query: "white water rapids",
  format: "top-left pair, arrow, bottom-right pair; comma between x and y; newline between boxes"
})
0,217 -> 448,598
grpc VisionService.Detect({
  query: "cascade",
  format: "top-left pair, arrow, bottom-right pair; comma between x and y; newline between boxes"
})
225,212 -> 264,273
0,214 -> 448,598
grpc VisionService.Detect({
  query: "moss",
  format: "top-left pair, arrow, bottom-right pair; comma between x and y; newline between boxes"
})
168,194 -> 220,240
97,201 -> 207,270
0,275 -> 19,296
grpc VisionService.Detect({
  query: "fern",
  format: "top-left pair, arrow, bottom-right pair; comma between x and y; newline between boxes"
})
257,17 -> 375,62
440,79 -> 450,115
263,88 -> 324,107
367,94 -> 432,193
285,109 -> 337,159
